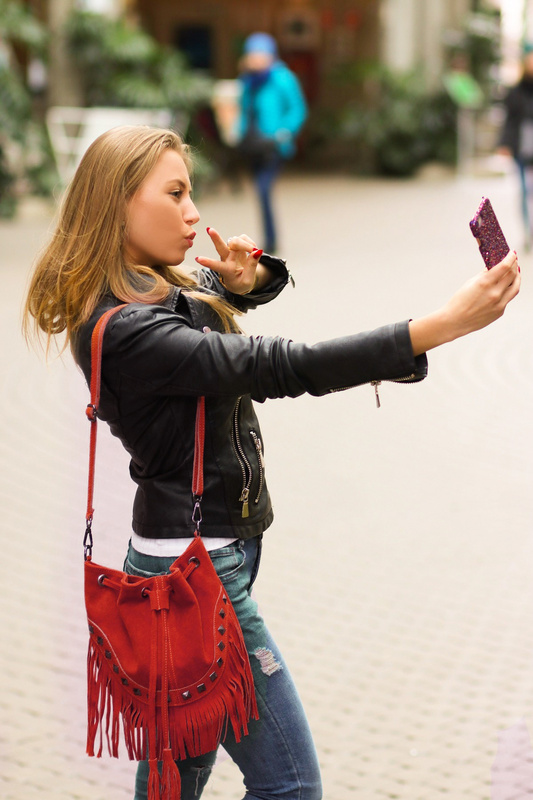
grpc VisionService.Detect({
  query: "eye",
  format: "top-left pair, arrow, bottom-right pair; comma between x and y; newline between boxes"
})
170,190 -> 183,199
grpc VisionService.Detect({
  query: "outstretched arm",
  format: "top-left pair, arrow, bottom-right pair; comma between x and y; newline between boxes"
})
408,250 -> 520,356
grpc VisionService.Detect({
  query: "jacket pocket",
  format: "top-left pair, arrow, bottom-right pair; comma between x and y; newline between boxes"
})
232,397 -> 253,518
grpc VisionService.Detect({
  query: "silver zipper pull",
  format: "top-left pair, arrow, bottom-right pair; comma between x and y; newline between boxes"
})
240,488 -> 250,518
251,432 -> 264,467
371,380 -> 381,409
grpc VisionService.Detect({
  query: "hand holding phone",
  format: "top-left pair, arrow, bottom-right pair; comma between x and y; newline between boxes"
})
469,197 -> 510,269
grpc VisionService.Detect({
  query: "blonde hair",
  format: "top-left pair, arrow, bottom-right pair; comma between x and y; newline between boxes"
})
24,125 -> 240,351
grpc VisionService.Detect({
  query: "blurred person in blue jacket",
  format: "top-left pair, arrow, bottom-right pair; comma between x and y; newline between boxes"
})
237,32 -> 307,253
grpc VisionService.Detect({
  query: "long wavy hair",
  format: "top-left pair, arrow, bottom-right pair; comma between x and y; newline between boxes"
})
24,125 -> 240,351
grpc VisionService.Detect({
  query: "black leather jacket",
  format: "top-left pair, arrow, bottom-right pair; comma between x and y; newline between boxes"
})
74,257 -> 427,542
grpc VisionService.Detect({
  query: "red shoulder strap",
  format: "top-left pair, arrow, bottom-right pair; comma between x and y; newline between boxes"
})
83,305 -> 205,559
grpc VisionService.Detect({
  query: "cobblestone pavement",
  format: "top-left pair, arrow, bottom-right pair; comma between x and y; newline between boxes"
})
1,169 -> 533,800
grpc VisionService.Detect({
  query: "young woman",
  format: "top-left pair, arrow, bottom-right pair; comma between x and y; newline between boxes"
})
24,125 -> 519,800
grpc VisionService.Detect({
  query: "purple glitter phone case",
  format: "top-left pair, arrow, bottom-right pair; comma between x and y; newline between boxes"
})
469,197 -> 510,269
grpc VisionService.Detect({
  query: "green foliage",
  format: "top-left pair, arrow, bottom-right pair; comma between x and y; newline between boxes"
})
339,67 -> 457,177
0,0 -> 52,217
0,149 -> 16,218
462,8 -> 501,95
66,11 -> 213,113
443,5 -> 501,99
0,63 -> 32,143
0,0 -> 47,55
24,120 -> 58,197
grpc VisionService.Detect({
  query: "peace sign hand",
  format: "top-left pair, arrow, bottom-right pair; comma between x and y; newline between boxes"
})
195,228 -> 263,295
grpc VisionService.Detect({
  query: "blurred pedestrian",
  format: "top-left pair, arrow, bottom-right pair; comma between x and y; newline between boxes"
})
498,44 -> 533,249
237,32 -> 307,253
24,125 -> 520,800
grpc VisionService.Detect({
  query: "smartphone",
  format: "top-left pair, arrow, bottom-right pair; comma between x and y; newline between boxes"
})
469,197 -> 510,269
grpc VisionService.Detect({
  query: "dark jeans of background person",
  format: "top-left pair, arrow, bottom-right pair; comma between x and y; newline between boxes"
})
124,535 -> 323,800
517,158 -> 533,249
252,155 -> 282,253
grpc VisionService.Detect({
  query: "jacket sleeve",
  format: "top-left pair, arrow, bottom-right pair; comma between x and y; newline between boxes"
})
195,254 -> 292,311
276,69 -> 308,138
102,306 -> 427,403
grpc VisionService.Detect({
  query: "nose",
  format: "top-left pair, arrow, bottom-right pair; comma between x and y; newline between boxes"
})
185,197 -> 200,226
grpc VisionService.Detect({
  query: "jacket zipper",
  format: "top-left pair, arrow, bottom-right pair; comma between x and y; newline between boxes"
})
371,374 -> 417,408
232,398 -> 252,518
249,430 -> 264,506
330,374 -> 417,407
371,380 -> 382,409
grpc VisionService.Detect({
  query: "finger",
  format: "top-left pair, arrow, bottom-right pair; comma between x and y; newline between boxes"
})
502,249 -> 518,272
227,235 -> 255,253
206,227 -> 228,259
494,249 -> 517,274
486,251 -> 517,284
489,264 -> 521,314
195,255 -> 222,270
501,269 -> 521,304
500,255 -> 519,286
237,233 -> 258,248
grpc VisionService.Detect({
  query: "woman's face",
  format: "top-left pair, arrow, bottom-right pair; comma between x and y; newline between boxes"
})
123,149 -> 200,267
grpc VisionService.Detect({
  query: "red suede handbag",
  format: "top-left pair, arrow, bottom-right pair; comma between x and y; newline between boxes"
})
82,306 -> 258,800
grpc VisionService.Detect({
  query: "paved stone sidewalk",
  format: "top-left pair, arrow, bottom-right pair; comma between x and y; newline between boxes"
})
1,171 -> 533,800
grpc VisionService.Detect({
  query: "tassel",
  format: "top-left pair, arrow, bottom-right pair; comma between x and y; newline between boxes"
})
86,580 -> 258,769
86,604 -> 258,763
161,749 -> 181,800
148,758 -> 161,800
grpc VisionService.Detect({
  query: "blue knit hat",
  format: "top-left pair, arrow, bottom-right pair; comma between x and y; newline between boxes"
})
243,32 -> 277,57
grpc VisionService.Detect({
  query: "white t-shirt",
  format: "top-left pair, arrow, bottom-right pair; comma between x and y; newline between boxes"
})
131,532 -> 237,557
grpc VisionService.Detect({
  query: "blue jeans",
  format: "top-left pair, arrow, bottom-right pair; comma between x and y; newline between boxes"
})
252,157 -> 282,252
124,537 -> 322,800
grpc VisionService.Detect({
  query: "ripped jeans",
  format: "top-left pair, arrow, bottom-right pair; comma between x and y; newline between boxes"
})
124,536 -> 322,800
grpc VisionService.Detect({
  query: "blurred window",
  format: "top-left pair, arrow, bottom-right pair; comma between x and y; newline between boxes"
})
174,25 -> 213,70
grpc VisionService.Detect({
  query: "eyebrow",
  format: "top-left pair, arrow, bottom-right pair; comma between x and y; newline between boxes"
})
165,178 -> 190,190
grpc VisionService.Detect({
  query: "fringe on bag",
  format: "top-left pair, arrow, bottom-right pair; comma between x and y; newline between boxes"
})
86,594 -> 257,800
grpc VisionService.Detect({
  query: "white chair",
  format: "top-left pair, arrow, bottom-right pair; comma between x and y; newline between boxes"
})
46,106 -> 183,185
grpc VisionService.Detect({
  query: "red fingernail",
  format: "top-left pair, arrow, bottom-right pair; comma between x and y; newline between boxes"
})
252,248 -> 263,259
195,256 -> 200,262
206,227 -> 211,234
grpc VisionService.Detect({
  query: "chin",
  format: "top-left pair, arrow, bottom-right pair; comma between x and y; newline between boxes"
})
162,251 -> 186,267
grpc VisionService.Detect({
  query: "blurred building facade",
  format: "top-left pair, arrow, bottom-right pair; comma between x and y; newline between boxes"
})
37,0 -> 474,108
